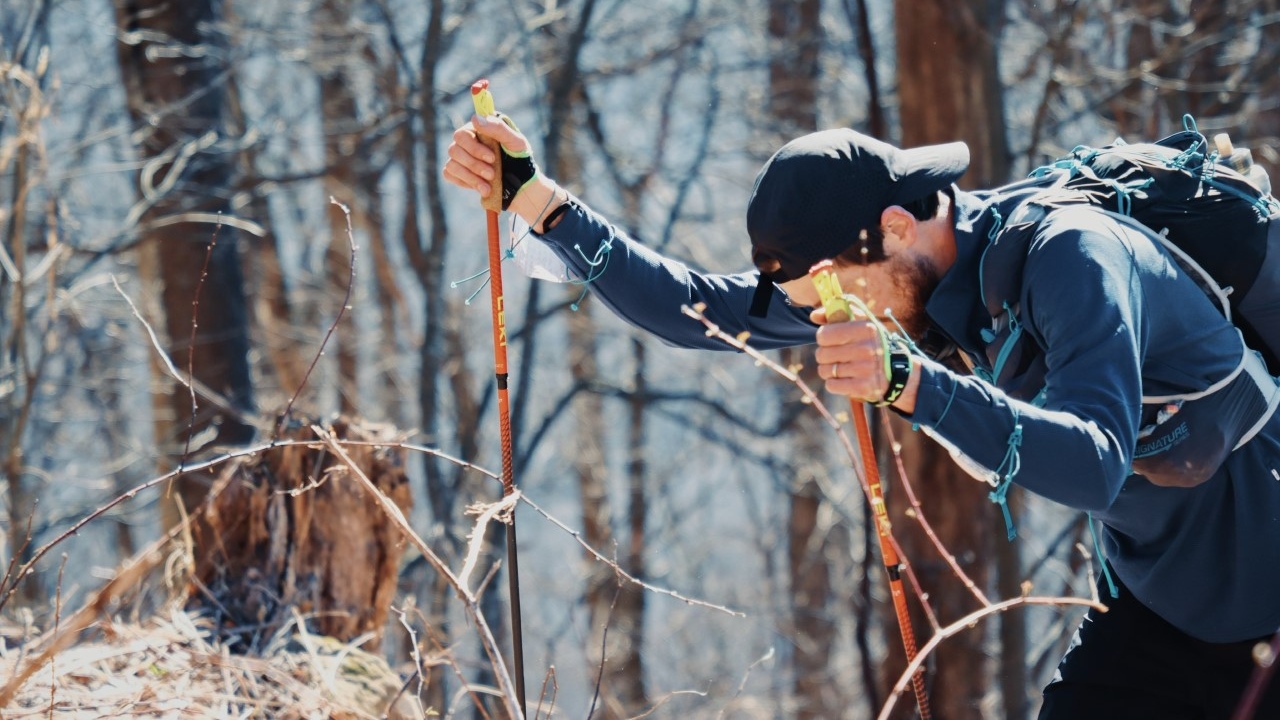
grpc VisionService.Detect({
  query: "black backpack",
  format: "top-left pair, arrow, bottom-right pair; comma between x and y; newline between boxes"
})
1004,116 -> 1280,372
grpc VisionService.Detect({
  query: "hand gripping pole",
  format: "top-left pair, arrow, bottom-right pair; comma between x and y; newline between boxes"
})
471,78 -> 527,716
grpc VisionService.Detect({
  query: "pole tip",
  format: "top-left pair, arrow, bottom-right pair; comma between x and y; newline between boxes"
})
807,259 -> 836,278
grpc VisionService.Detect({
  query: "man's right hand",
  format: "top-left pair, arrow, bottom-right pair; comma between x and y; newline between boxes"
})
444,114 -> 566,232
444,114 -> 532,200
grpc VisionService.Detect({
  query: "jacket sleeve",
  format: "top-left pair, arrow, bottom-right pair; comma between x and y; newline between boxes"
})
905,218 -> 1146,512
533,195 -> 818,350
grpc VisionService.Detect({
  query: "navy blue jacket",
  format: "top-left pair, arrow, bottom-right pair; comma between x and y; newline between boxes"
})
533,188 -> 1280,642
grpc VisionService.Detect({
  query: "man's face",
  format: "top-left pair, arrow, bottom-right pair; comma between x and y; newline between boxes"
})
778,249 -> 943,340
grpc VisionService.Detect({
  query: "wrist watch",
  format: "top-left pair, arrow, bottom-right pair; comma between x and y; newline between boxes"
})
878,340 -> 913,407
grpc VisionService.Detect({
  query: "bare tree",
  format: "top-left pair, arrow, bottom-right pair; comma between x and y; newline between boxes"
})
368,0 -> 533,711
1,1 -> 54,604
892,0 -> 1013,718
1017,0 -> 1280,171
761,1 -> 856,717
535,1 -> 656,714
112,0 -> 256,529
315,0 -> 365,418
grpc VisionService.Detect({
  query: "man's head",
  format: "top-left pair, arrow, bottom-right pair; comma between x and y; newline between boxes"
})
746,128 -> 969,323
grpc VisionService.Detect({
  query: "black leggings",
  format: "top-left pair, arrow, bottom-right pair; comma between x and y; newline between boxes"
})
1039,576 -> 1280,720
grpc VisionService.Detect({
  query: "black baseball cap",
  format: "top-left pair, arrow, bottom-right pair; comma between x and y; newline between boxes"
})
745,129 -> 969,316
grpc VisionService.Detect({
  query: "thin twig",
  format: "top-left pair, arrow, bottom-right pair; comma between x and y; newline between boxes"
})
884,533 -> 942,632
876,595 -> 1106,720
519,494 -> 743,618
274,198 -> 357,438
535,666 -> 558,720
679,305 -> 941,611
0,512 -> 37,613
47,554 -> 66,718
0,452 -> 225,614
109,275 -> 253,427
624,688 -> 711,720
181,221 -> 223,467
585,582 -> 623,720
715,647 -> 775,720
1232,630 -> 1280,720
678,305 -> 868,486
387,607 -> 423,716
882,416 -> 992,607
422,613 -> 493,720
0,436 -> 496,616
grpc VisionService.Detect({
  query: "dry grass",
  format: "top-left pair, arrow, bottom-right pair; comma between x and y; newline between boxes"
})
0,603 -> 425,719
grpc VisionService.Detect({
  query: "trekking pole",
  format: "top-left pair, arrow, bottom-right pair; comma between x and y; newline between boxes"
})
470,78 -> 527,716
810,260 -> 931,720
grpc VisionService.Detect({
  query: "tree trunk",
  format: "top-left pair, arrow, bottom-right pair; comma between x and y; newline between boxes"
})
400,0 -> 456,712
112,0 -> 256,528
568,303 -> 624,717
316,0 -> 366,418
895,0 -> 1010,188
1251,1 -> 1280,182
363,182 -> 408,424
765,1 -> 845,716
527,2 -> 650,714
787,440 -> 844,719
222,64 -> 307,401
190,417 -> 411,653
777,353 -> 847,720
562,120 -> 647,706
881,424 -> 993,719
891,0 -> 1012,718
616,338 -> 649,712
767,0 -> 821,134
1,60 -> 43,603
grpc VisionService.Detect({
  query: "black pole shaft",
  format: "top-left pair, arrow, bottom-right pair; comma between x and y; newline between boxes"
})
506,515 -> 527,713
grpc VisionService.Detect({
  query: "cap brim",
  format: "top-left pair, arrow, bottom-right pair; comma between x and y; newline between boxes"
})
891,141 -> 970,202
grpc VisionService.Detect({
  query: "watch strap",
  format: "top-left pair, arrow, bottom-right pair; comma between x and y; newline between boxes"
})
877,339 -> 912,407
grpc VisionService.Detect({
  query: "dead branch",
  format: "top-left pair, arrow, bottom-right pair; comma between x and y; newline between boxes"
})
876,595 -> 1107,720
883,417 -> 991,606
109,275 -> 255,430
276,197 -> 357,436
181,223 -> 223,461
0,451 -> 224,614
0,436 -> 498,616
518,494 -> 743,618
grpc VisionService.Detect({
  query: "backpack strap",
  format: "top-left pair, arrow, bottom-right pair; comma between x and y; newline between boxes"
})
972,198 -> 1070,398
978,196 -> 1058,319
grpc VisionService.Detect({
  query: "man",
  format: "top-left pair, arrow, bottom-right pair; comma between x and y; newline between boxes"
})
444,113 -> 1280,718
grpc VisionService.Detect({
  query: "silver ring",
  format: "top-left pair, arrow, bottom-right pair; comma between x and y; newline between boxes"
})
833,363 -> 839,379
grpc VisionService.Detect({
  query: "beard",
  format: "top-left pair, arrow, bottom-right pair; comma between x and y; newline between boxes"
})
885,252 -> 943,341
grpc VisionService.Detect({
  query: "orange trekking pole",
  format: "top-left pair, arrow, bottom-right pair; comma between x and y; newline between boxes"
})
471,78 -> 527,715
810,260 -> 931,719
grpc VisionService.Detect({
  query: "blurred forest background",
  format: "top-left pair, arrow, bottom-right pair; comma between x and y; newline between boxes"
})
2,0 -> 1279,718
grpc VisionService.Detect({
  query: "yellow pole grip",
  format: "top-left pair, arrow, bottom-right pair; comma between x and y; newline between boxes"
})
471,78 -> 504,212
808,260 -> 853,323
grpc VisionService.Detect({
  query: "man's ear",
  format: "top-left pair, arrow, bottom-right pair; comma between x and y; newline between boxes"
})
879,205 -> 917,250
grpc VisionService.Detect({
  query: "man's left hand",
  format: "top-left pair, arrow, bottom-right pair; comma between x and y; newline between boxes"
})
812,310 -> 920,412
